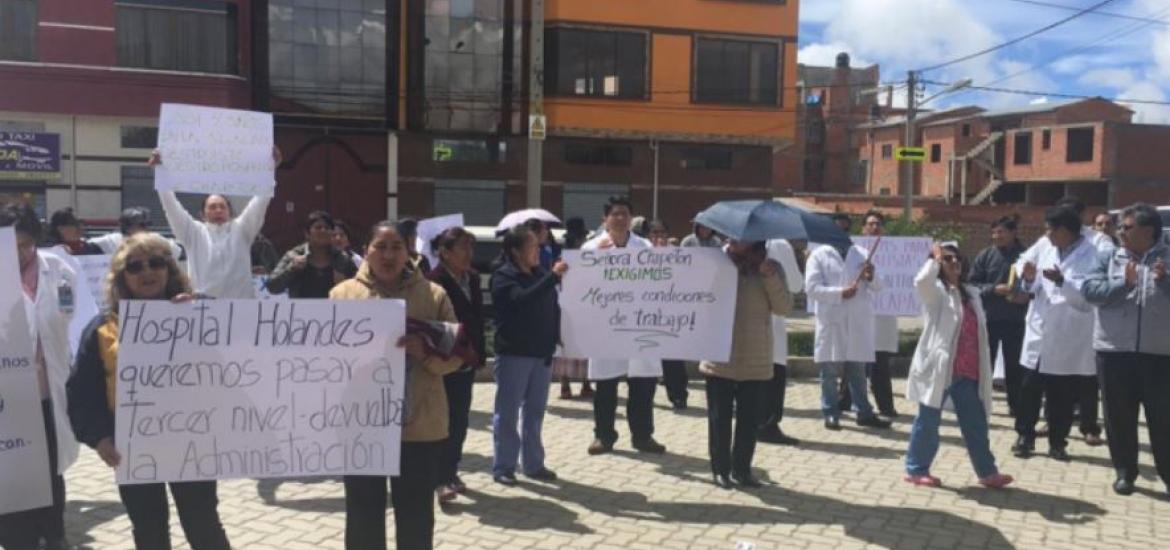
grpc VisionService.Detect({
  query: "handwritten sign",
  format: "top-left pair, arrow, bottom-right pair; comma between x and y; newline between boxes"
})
253,275 -> 288,300
560,248 -> 737,361
0,228 -> 53,514
114,299 -> 406,484
154,104 -> 275,197
852,236 -> 934,316
416,213 -> 464,271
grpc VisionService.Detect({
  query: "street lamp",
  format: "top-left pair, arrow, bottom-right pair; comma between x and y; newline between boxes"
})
901,74 -> 972,220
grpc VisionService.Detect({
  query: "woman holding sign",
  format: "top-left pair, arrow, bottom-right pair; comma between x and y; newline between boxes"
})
330,221 -> 463,550
0,204 -> 80,550
66,233 -> 232,550
700,240 -> 793,489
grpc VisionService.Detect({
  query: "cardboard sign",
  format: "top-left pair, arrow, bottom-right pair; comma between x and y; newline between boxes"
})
560,248 -> 738,361
114,299 -> 406,484
415,214 -> 464,271
852,236 -> 934,316
0,228 -> 53,514
154,104 -> 275,197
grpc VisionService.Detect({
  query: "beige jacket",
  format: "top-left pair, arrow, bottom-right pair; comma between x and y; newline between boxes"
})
330,264 -> 462,442
701,267 -> 794,381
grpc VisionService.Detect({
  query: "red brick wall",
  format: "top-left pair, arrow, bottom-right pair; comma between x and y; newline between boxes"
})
1003,123 -> 1107,182
859,126 -> 903,196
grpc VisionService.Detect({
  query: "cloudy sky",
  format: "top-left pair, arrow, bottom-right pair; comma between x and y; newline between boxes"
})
797,0 -> 1170,122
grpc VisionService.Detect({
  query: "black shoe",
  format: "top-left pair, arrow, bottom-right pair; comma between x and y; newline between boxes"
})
1048,447 -> 1071,462
857,415 -> 892,429
712,473 -> 733,489
632,437 -> 666,454
731,471 -> 762,488
1113,477 -> 1135,496
525,468 -> 558,481
43,537 -> 71,550
879,409 -> 900,419
587,438 -> 614,455
824,418 -> 841,431
493,473 -> 517,486
670,399 -> 688,411
757,428 -> 800,446
1011,436 -> 1034,458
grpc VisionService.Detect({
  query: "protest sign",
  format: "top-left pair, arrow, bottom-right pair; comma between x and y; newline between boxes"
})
415,214 -> 464,270
114,298 -> 406,484
560,247 -> 738,361
852,236 -> 934,316
253,275 -> 287,300
154,103 -> 275,197
0,228 -> 53,514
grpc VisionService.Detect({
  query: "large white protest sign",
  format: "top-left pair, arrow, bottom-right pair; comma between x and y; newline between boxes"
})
114,299 -> 406,484
415,213 -> 464,270
560,247 -> 738,361
154,103 -> 275,197
0,228 -> 53,514
40,248 -> 109,353
852,236 -> 934,316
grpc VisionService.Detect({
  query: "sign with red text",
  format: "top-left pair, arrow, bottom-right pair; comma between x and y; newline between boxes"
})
114,299 -> 405,484
852,236 -> 934,316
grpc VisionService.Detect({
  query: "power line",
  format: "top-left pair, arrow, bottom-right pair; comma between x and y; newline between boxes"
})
916,0 -> 1120,73
922,80 -> 1170,106
999,0 -> 1169,25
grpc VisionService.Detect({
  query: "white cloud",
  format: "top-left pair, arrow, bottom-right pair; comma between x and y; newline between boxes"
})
797,42 -> 872,67
1078,68 -> 1138,89
1116,81 -> 1170,123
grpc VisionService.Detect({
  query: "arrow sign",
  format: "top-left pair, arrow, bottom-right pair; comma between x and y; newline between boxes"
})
895,147 -> 926,162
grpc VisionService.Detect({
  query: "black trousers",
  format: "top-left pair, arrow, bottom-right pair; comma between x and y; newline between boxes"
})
118,481 -> 229,550
662,360 -> 689,405
757,364 -> 789,432
0,400 -> 66,550
1015,367 -> 1084,450
839,352 -> 895,414
705,377 -> 763,477
1098,352 -> 1170,486
344,441 -> 441,550
1074,375 -> 1102,437
593,377 -> 657,444
987,320 -> 1026,414
438,369 -> 475,486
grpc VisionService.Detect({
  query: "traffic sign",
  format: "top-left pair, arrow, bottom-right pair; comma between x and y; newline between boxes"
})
529,115 -> 547,141
895,147 -> 926,162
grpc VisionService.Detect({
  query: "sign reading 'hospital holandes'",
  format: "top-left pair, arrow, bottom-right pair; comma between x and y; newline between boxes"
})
0,132 -> 61,180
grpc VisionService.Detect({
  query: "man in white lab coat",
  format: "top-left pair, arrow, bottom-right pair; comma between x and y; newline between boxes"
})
805,239 -> 893,431
585,197 -> 666,456
757,238 -> 805,445
1013,206 -> 1100,461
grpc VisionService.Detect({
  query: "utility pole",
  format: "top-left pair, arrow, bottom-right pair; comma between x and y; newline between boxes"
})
526,0 -> 545,208
902,70 -> 918,221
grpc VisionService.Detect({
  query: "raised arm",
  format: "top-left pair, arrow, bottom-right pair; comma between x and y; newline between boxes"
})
158,190 -> 201,245
914,258 -> 945,310
236,194 -> 274,242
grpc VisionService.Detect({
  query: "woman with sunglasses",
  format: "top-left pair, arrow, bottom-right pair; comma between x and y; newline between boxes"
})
0,204 -> 80,550
903,242 -> 1013,489
67,233 -> 232,550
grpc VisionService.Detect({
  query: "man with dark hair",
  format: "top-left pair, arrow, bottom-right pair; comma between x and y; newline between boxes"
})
831,213 -> 852,233
969,215 -> 1029,417
1014,206 -> 1100,461
88,206 -> 184,259
1083,202 -> 1170,495
838,210 -> 897,418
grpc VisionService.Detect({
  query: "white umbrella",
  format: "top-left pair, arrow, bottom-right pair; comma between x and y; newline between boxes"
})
495,208 -> 562,235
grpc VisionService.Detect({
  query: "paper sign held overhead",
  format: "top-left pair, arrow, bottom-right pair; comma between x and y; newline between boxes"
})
154,104 -> 275,197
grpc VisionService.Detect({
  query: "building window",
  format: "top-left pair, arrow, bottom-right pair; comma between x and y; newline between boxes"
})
545,27 -> 647,99
121,126 -> 159,149
563,183 -> 628,226
116,1 -> 238,74
803,158 -> 824,183
434,179 -> 506,226
432,139 -> 506,163
121,166 -> 203,228
856,160 -> 868,186
268,0 -> 386,115
564,143 -> 632,166
880,144 -> 893,159
1013,132 -> 1032,165
681,147 -> 732,170
0,0 -> 36,61
424,0 -> 516,131
1042,129 -> 1051,150
930,144 -> 941,163
694,37 -> 779,105
961,123 -> 971,137
1067,127 -> 1094,162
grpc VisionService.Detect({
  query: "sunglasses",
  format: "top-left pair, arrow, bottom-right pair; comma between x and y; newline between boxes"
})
940,255 -> 961,264
125,256 -> 168,275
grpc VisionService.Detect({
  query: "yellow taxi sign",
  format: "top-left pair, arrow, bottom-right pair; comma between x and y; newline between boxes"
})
895,147 -> 926,162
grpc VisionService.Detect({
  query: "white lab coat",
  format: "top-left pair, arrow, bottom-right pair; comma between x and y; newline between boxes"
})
23,252 -> 81,474
159,190 -> 270,299
905,259 -> 994,419
874,315 -> 899,353
1020,236 -> 1098,376
805,244 -> 884,363
581,232 -> 664,380
767,239 -> 803,363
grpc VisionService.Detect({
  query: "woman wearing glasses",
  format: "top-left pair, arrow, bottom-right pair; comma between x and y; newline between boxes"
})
903,241 -> 1014,489
67,233 -> 231,550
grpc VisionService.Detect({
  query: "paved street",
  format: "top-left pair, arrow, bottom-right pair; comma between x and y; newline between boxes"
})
64,377 -> 1168,549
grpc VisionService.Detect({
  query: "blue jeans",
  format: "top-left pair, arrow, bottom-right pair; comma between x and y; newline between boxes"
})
492,355 -> 553,476
820,362 -> 875,419
906,377 -> 998,478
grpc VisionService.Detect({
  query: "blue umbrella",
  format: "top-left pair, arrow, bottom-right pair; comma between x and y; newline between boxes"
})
694,200 -> 852,250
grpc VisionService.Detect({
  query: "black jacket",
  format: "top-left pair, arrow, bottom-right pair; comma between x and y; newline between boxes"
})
969,242 -> 1028,322
67,314 -> 116,448
427,265 -> 487,369
266,243 -> 358,298
490,261 -> 560,359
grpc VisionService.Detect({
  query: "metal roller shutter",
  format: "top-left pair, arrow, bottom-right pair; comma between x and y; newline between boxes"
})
434,179 -> 506,227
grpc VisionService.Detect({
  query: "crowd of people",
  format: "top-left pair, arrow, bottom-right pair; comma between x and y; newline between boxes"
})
0,158 -> 1167,550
